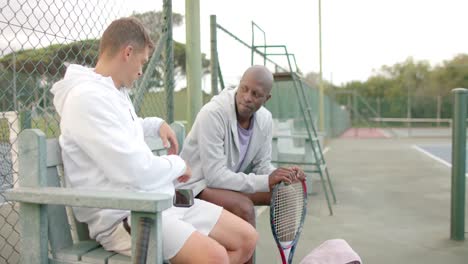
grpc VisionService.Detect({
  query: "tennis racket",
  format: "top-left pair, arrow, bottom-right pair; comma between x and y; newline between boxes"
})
270,179 -> 307,264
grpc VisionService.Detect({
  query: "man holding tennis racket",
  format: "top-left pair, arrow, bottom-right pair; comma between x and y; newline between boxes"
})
51,17 -> 257,264
176,65 -> 306,261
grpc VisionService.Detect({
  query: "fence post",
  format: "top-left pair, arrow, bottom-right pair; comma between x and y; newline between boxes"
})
437,95 -> 441,127
5,111 -> 19,187
450,88 -> 467,241
185,0 -> 203,129
20,110 -> 31,129
210,15 -> 218,96
163,0 -> 174,123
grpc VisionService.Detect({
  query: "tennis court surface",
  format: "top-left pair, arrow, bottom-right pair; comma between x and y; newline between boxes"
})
255,137 -> 468,263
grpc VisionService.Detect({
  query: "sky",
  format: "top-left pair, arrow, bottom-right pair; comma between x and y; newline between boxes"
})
128,0 -> 468,86
2,0 -> 467,88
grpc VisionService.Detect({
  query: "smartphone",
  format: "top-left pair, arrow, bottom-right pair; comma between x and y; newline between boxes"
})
173,189 -> 194,207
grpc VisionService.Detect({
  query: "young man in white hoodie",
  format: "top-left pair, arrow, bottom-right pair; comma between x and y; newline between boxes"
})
175,66 -> 305,264
51,17 -> 257,264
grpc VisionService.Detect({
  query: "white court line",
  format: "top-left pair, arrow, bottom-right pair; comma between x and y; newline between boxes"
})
412,145 -> 452,167
412,145 -> 468,177
380,129 -> 392,138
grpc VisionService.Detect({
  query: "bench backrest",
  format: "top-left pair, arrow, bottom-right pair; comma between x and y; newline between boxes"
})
41,122 -> 185,256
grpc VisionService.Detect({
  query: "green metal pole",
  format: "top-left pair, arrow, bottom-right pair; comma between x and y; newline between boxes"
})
251,22 -> 254,66
133,33 -> 168,113
437,95 -> 441,127
330,88 -> 335,137
407,81 -> 412,137
451,88 -> 467,241
217,56 -> 225,90
353,90 -> 357,136
210,15 -> 218,96
20,110 -> 31,129
318,0 -> 325,132
185,0 -> 203,128
377,97 -> 381,127
163,0 -> 174,123
13,52 -> 18,111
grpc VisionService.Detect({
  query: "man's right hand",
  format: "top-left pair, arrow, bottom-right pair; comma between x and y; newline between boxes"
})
177,163 -> 192,183
268,167 -> 296,190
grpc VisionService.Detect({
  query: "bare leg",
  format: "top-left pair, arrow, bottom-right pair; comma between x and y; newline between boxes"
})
198,188 -> 257,227
198,188 -> 269,264
209,210 -> 258,264
243,192 -> 271,206
169,231 -> 229,264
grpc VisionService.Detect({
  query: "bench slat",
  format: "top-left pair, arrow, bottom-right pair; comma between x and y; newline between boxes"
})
107,254 -> 131,264
81,247 -> 118,264
5,187 -> 172,212
46,139 -> 63,167
46,165 -> 74,254
55,240 -> 100,261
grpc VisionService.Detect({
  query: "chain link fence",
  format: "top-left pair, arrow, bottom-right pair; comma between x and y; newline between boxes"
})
335,94 -> 452,120
334,93 -> 454,126
265,80 -> 350,138
0,1 -> 175,262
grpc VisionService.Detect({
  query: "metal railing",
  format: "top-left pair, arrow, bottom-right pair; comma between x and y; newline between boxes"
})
211,16 -> 350,139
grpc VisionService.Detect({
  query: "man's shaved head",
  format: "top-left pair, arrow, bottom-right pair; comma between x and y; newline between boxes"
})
240,65 -> 273,95
235,65 -> 273,124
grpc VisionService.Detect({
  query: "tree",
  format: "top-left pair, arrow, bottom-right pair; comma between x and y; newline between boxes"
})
131,11 -> 183,43
0,11 -> 210,111
307,54 -> 468,119
0,11 -> 209,76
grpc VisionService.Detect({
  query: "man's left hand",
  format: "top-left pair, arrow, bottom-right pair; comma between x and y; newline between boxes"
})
290,166 -> 306,182
159,122 -> 178,155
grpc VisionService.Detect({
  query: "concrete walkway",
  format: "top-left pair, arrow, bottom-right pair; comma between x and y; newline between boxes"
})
256,137 -> 468,263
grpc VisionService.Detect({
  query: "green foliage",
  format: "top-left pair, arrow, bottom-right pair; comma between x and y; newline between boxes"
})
131,11 -> 184,43
0,39 -> 99,77
0,118 -> 8,142
173,42 -> 210,73
0,11 -> 210,113
138,88 -> 212,120
334,55 -> 468,119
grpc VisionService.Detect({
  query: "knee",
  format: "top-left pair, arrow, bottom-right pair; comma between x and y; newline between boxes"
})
244,225 -> 258,251
205,242 -> 229,264
239,224 -> 258,262
234,198 -> 256,225
170,232 -> 229,264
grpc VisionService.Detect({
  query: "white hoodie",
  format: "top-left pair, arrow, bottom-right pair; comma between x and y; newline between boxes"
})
51,64 -> 186,241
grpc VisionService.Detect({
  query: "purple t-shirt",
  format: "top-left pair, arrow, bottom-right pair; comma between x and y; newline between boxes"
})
235,117 -> 254,172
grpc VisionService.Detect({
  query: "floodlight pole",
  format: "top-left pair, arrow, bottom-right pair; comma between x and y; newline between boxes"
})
186,0 -> 203,128
318,0 -> 325,132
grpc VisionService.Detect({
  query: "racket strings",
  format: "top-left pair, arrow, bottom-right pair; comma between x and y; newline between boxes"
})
273,182 -> 305,242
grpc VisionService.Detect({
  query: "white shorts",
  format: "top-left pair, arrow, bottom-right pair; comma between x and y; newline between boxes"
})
99,198 -> 223,260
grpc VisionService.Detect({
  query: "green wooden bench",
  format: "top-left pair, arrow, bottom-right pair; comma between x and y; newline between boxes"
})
4,122 -> 186,264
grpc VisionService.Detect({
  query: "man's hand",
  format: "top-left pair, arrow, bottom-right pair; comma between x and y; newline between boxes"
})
177,162 -> 192,183
159,122 -> 178,155
290,166 -> 306,182
268,167 -> 296,190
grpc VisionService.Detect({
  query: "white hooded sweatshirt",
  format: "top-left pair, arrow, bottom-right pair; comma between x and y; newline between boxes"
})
51,64 -> 186,241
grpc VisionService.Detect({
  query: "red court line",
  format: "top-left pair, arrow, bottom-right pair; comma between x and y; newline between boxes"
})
340,128 -> 389,138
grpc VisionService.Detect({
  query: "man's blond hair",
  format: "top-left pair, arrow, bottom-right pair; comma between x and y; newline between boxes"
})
99,17 -> 154,58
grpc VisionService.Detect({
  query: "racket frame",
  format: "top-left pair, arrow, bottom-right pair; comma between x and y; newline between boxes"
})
269,179 -> 308,264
